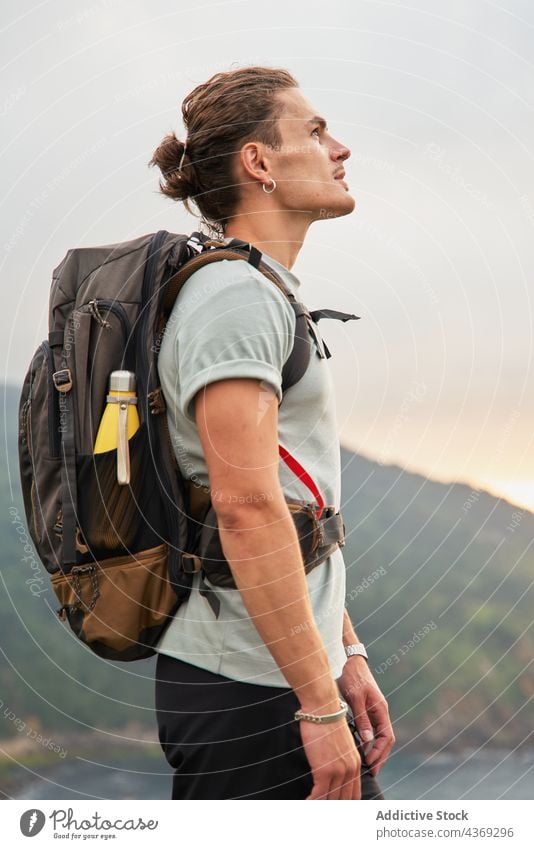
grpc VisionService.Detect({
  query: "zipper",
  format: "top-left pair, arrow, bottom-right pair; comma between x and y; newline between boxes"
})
88,299 -> 132,339
53,508 -> 63,539
85,298 -> 135,371
20,397 -> 30,449
30,478 -> 43,541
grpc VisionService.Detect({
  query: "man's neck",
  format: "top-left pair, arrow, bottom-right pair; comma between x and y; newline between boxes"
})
224,213 -> 311,270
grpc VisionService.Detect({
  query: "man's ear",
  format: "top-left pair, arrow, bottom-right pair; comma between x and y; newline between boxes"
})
239,141 -> 272,184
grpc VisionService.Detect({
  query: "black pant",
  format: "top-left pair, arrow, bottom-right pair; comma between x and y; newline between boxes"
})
155,652 -> 384,800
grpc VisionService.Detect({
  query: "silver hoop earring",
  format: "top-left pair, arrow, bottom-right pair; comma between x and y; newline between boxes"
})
262,178 -> 277,194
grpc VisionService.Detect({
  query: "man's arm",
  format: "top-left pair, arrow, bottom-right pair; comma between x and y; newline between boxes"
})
338,608 -> 396,775
342,606 -> 360,646
194,377 -> 361,800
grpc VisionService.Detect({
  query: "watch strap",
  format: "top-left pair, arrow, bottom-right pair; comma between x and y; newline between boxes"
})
345,642 -> 368,660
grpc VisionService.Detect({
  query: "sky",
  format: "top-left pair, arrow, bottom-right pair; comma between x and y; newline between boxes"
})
2,0 -> 533,511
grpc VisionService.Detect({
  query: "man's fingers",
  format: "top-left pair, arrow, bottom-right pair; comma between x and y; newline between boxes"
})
307,772 -> 340,800
366,697 -> 395,770
325,776 -> 342,800
365,735 -> 390,773
338,771 -> 361,800
365,727 -> 396,774
307,775 -> 331,800
367,695 -> 391,729
350,765 -> 362,800
339,753 -> 361,800
351,698 -> 375,746
339,775 -> 353,800
308,764 -> 360,800
351,701 -> 378,769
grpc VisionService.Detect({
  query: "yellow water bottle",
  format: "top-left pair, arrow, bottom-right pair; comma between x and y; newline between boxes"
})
94,370 -> 140,485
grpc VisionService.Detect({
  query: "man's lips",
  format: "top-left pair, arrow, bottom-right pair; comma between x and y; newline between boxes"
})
334,170 -> 346,181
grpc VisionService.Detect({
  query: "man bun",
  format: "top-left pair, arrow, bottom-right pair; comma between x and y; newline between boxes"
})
148,131 -> 196,202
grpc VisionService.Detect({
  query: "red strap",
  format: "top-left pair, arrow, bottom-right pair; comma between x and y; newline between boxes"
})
278,444 -> 325,519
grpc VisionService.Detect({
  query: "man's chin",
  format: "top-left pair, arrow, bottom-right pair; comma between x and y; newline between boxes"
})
312,195 -> 356,222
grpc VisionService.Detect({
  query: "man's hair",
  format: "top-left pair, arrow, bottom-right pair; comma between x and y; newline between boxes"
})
148,65 -> 298,236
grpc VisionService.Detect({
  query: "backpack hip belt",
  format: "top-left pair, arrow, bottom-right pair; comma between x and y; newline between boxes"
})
179,482 -> 346,618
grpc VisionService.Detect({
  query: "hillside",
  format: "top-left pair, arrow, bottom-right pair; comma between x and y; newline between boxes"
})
1,383 -> 532,751
341,447 -> 534,750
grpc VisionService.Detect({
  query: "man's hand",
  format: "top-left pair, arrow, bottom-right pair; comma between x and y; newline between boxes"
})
337,656 -> 395,776
299,717 -> 362,800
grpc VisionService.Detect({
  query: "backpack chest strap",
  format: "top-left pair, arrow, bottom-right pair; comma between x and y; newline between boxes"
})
281,302 -> 359,396
308,308 -> 360,359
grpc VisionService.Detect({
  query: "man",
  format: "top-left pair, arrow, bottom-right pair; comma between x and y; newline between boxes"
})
151,66 -> 395,800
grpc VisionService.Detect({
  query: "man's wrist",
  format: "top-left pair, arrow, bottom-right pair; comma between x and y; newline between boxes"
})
344,642 -> 369,661
296,675 -> 342,712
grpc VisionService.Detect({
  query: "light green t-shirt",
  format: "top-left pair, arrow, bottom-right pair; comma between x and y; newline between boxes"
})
154,246 -> 347,687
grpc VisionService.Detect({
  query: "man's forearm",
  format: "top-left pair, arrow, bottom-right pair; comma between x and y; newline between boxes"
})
343,608 -> 360,647
215,494 -> 342,713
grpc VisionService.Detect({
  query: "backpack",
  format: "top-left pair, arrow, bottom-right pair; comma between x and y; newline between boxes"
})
17,229 -> 358,661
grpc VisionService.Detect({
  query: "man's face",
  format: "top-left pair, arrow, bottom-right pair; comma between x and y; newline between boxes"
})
268,87 -> 355,222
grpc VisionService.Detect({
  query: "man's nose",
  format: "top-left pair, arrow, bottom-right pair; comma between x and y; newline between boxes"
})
329,137 -> 351,161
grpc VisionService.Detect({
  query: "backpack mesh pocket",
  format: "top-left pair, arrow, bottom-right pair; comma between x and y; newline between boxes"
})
76,421 -> 168,557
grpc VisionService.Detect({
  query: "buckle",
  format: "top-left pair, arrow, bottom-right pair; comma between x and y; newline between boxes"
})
186,234 -> 205,254
181,552 -> 202,574
315,509 -> 345,549
148,386 -> 166,415
52,368 -> 72,392
75,526 -> 89,554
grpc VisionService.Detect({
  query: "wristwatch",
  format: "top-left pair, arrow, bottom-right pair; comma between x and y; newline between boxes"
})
344,642 -> 368,660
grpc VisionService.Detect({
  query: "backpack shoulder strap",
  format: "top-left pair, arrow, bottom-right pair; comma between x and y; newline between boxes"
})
161,239 -> 313,398
161,242 -> 292,316
160,236 -> 359,400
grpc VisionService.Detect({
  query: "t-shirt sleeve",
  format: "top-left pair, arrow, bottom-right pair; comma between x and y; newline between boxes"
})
167,259 -> 296,424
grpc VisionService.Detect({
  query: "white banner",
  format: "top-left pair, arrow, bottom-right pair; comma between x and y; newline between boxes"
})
2,800 -> 531,848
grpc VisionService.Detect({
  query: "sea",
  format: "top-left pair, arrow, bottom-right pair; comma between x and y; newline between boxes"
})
6,748 -> 534,800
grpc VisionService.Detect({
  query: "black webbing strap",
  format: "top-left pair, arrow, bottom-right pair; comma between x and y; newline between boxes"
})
309,308 -> 359,323
198,572 -> 221,618
247,244 -> 262,268
48,330 -> 64,347
281,300 -> 313,393
308,308 -> 360,359
56,316 -> 78,567
218,236 -> 262,269
291,300 -> 311,320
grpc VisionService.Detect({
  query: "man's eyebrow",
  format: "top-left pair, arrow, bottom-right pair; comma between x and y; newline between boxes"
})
306,116 -> 328,130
